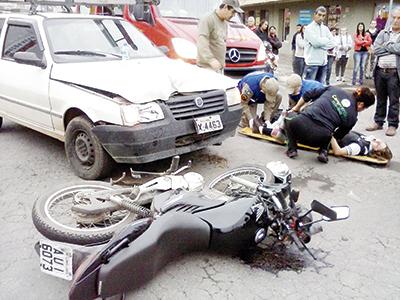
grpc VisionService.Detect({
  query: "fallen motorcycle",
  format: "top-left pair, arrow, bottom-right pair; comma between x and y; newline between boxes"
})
33,157 -> 349,300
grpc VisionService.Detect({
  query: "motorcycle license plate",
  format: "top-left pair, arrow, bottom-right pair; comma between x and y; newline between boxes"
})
39,240 -> 73,280
194,115 -> 223,134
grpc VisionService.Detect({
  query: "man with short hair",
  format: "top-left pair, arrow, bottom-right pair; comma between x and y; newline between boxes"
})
303,6 -> 336,84
366,7 -> 400,136
197,0 -> 243,73
238,71 -> 282,128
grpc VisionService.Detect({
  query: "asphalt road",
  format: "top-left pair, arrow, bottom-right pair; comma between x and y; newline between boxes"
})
1,45 -> 400,299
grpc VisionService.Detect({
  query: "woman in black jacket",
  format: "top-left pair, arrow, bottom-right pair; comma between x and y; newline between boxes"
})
255,19 -> 269,43
268,26 -> 282,55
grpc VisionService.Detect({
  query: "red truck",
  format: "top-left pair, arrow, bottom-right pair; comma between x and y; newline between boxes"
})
122,0 -> 267,72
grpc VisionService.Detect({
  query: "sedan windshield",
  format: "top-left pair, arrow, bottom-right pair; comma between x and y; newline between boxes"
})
45,18 -> 163,63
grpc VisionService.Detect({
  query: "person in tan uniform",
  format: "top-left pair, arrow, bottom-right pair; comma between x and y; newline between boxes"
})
197,0 -> 243,72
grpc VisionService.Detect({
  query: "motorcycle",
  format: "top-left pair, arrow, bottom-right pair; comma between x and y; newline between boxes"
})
33,157 -> 349,300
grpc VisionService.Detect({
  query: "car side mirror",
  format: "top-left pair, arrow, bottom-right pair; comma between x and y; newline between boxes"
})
14,52 -> 46,69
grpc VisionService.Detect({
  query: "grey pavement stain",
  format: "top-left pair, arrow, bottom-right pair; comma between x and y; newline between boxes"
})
387,161 -> 400,173
293,168 -> 336,192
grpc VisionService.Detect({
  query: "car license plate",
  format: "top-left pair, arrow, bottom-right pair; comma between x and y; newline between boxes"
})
194,115 -> 223,134
39,240 -> 73,280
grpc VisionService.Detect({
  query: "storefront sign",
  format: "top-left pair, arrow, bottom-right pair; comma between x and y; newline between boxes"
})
299,9 -> 312,25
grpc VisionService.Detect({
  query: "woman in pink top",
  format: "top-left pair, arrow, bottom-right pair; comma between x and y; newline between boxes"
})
352,22 -> 372,85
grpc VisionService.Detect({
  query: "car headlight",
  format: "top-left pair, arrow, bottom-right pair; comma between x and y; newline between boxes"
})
171,37 -> 197,60
226,87 -> 241,106
120,102 -> 164,126
257,42 -> 266,62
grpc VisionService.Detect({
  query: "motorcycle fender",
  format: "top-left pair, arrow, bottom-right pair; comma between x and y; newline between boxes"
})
97,212 -> 211,298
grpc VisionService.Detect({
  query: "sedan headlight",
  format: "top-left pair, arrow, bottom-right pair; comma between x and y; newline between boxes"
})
226,87 -> 241,106
257,42 -> 266,62
171,37 -> 197,60
120,102 -> 164,126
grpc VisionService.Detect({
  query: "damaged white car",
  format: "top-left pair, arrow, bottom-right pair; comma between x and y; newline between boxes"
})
0,13 -> 242,179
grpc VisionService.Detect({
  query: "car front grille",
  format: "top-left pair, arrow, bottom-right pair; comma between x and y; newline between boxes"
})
225,47 -> 257,64
166,90 -> 225,120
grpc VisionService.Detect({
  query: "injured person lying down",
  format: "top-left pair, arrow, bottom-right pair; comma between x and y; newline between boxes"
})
249,113 -> 393,162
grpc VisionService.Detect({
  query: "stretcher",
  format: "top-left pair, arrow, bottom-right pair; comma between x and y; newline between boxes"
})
239,127 -> 389,165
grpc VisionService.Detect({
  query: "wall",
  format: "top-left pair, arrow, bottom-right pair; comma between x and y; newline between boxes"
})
244,0 -> 399,41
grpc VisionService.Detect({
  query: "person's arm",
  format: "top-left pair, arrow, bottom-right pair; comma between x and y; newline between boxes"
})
302,86 -> 329,102
304,25 -> 331,48
320,28 -> 337,50
330,137 -> 348,156
333,125 -> 352,140
197,17 -> 221,70
373,31 -> 390,56
365,33 -> 373,48
383,38 -> 400,55
331,137 -> 361,156
354,34 -> 365,47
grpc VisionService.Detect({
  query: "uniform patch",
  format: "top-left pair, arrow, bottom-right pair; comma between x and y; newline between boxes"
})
341,99 -> 351,108
241,83 -> 254,102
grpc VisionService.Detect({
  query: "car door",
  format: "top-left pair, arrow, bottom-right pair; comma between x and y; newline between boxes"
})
0,18 -> 53,129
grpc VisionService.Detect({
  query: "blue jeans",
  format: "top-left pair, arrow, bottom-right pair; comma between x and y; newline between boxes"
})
304,64 -> 327,84
352,51 -> 368,84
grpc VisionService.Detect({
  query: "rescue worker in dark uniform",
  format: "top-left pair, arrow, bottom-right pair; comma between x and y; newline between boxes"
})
285,86 -> 375,163
238,71 -> 282,128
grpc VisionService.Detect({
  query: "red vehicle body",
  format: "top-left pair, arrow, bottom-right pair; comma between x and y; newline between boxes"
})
121,0 -> 266,72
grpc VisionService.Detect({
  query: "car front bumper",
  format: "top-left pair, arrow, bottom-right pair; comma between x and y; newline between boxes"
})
92,104 -> 242,164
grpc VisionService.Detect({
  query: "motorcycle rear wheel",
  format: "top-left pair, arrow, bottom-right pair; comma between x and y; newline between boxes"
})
32,181 -> 138,245
208,165 -> 273,196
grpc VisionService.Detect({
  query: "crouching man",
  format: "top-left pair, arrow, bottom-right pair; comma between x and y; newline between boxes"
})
285,86 -> 375,163
238,72 -> 282,128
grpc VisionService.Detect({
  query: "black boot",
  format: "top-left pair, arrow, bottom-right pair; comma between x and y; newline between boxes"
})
317,149 -> 329,163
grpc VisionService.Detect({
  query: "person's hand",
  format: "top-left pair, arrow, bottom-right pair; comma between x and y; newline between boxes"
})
209,59 -> 222,72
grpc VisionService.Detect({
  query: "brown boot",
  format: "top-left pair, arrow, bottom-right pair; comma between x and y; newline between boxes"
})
365,123 -> 383,131
386,126 -> 397,136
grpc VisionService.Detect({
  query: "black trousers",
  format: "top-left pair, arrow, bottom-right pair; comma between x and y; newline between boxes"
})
285,114 -> 332,152
374,68 -> 400,128
335,55 -> 348,77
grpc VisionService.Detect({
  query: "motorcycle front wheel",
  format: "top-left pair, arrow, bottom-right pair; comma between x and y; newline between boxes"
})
32,181 -> 138,245
208,165 -> 273,197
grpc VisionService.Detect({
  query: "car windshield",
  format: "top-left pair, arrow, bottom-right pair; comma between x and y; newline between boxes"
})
157,0 -> 241,23
45,18 -> 163,63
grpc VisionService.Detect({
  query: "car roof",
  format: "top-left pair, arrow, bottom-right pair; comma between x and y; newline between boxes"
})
0,12 -> 123,21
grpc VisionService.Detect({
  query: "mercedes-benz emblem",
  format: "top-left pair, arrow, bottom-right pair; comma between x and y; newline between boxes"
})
228,48 -> 240,63
194,97 -> 204,108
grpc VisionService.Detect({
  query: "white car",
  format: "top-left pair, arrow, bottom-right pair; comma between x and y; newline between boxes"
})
0,12 -> 242,179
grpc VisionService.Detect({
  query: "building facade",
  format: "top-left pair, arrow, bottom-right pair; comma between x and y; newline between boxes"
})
241,0 -> 398,41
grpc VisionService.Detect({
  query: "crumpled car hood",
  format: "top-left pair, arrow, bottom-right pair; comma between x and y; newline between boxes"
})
50,57 -> 237,103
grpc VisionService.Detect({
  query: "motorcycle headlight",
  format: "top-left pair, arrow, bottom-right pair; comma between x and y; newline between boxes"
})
226,87 -> 241,106
120,102 -> 164,126
256,43 -> 266,62
171,37 -> 197,60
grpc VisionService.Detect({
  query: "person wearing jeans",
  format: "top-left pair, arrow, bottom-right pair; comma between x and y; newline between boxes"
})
352,22 -> 372,85
326,27 -> 337,85
293,25 -> 305,76
303,6 -> 336,84
365,20 -> 379,79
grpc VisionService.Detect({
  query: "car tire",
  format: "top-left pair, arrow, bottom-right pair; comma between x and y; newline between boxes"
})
65,116 -> 114,180
0,116 -> 3,129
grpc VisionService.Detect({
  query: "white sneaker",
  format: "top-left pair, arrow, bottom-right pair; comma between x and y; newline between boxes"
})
336,76 -> 340,81
341,78 -> 346,82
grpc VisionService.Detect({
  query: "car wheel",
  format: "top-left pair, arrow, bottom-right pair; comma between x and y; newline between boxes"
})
0,116 -> 3,129
65,116 -> 114,179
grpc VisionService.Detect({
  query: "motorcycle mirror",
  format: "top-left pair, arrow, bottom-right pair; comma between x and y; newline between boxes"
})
311,200 -> 337,221
322,206 -> 350,222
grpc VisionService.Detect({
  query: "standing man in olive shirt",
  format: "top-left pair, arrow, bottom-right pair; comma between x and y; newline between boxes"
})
197,0 -> 243,73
